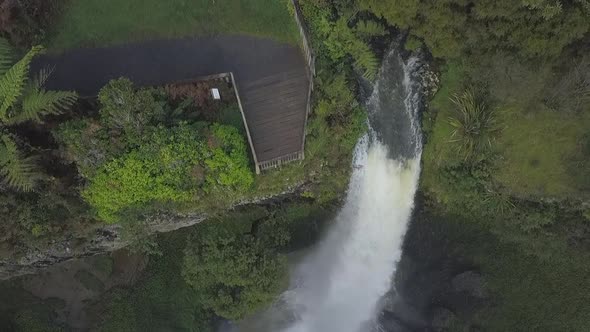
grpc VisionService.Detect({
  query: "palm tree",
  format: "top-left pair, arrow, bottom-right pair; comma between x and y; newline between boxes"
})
0,38 -> 77,191
448,89 -> 500,162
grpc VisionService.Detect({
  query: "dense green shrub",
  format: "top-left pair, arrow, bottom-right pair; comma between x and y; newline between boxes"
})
12,307 -> 62,332
182,230 -> 287,320
424,160 -> 576,259
204,124 -> 253,192
404,35 -> 423,51
83,122 -> 253,223
98,78 -> 165,147
316,73 -> 355,119
96,291 -> 138,332
55,119 -> 114,178
0,186 -> 90,246
300,1 -> 383,80
95,232 -> 213,332
56,79 -> 185,178
56,79 -> 167,178
83,150 -> 194,223
56,78 -> 255,223
257,202 -> 328,250
341,106 -> 368,150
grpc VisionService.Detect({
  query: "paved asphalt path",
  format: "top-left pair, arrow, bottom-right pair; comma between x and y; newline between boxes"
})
33,35 -> 306,97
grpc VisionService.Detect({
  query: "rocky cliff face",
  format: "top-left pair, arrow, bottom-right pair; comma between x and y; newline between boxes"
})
0,184 -> 304,281
0,212 -> 206,280
377,199 -> 489,332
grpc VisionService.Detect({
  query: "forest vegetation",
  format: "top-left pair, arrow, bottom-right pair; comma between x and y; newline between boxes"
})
0,0 -> 588,331
355,0 -> 590,330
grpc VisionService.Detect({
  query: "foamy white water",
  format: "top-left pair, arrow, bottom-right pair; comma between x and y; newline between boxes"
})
283,144 -> 420,332
278,48 -> 423,332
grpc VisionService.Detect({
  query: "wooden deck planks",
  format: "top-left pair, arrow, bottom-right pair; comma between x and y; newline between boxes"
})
239,69 -> 309,162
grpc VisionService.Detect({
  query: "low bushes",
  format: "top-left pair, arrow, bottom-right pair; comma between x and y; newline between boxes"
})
57,78 -> 254,223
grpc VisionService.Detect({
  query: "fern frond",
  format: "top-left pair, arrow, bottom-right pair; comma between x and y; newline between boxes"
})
351,41 -> 379,80
0,134 -> 42,192
0,38 -> 13,77
8,89 -> 77,124
33,67 -> 54,90
0,45 -> 45,121
354,20 -> 387,39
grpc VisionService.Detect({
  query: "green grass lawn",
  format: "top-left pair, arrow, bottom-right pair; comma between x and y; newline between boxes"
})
421,62 -> 466,196
422,62 -> 589,202
47,0 -> 299,51
493,106 -> 590,200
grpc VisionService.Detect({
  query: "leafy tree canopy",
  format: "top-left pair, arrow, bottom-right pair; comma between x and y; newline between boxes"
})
83,122 -> 253,223
358,0 -> 590,59
97,77 -> 165,147
56,78 -> 166,178
182,218 -> 287,320
56,78 -> 254,223
300,1 -> 385,79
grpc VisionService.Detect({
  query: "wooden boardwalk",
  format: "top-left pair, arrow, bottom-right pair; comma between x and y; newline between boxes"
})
238,70 -> 308,163
32,35 -> 311,173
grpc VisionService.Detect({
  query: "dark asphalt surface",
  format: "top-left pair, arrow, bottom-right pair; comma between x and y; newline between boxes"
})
33,35 -> 307,97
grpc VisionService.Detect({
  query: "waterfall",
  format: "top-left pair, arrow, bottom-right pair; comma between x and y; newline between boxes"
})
281,48 -> 423,332
229,47 -> 424,332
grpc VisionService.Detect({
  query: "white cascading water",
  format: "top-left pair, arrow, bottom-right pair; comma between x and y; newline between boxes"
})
283,148 -> 420,332
279,48 -> 424,332
231,47 -> 423,332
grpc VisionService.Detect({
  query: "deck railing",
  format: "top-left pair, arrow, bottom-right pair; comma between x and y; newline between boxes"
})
258,151 -> 305,171
228,1 -> 316,174
293,0 -> 315,162
251,0 -> 315,173
292,0 -> 316,80
229,72 -> 262,174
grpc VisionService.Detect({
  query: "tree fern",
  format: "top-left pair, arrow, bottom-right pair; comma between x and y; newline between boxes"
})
32,67 -> 54,90
0,45 -> 44,121
324,17 -> 380,80
0,41 -> 77,191
0,38 -> 13,76
354,20 -> 387,39
0,134 -> 42,191
351,40 -> 379,80
8,89 -> 77,125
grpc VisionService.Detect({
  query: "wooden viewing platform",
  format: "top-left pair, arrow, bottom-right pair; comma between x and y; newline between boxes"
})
33,38 -> 312,174
236,69 -> 309,172
33,1 -> 314,174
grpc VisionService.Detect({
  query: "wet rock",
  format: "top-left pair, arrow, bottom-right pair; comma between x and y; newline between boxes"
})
0,188 -> 304,280
451,271 -> 487,299
430,307 -> 455,331
378,292 -> 428,332
0,212 -> 205,280
379,310 -> 414,332
415,62 -> 440,98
